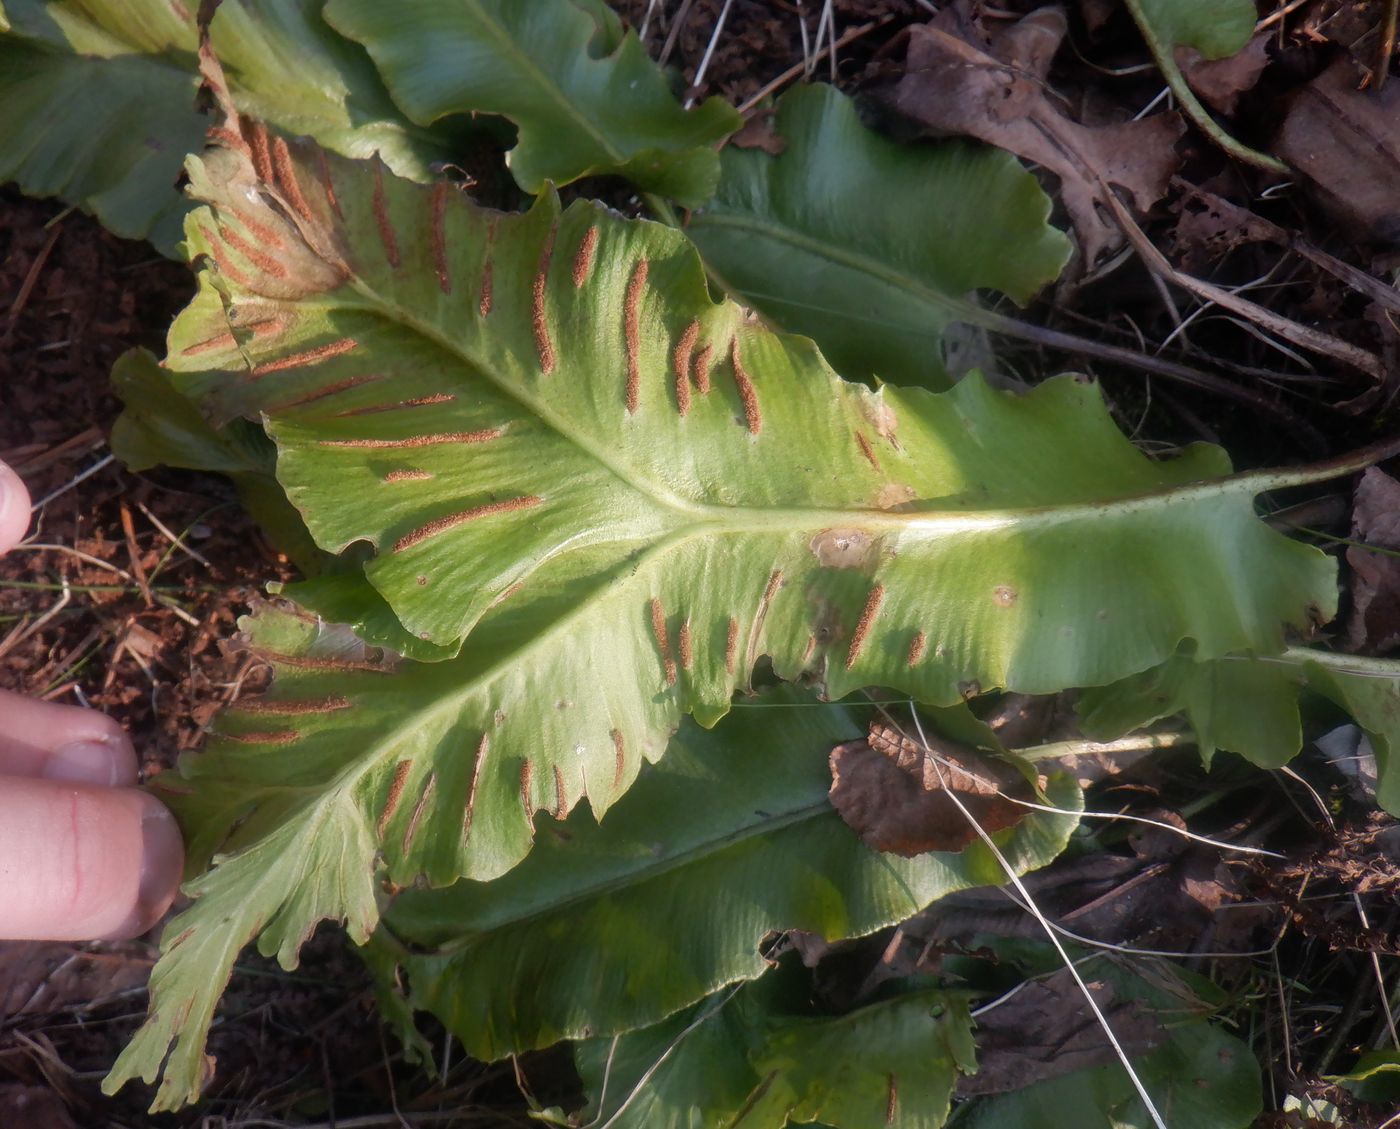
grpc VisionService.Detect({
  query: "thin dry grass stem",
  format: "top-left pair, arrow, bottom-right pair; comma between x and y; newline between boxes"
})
737,20 -> 885,115
995,795 -> 1286,858
659,0 -> 695,65
1276,764 -> 1400,1052
136,499 -> 214,570
638,0 -> 660,41
118,500 -> 152,607
0,576 -> 70,663
1256,0 -> 1313,31
9,542 -> 200,626
884,701 -> 1171,1128
1,221 -> 63,347
26,452 -> 116,512
1102,189 -> 1386,380
592,985 -> 744,1129
685,0 -> 734,110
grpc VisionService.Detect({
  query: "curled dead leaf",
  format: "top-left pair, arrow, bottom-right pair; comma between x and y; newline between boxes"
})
829,721 -> 1034,855
888,5 -> 1184,267
1276,58 -> 1400,243
1346,467 -> 1400,653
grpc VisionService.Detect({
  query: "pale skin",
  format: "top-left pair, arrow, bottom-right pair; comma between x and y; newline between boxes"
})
0,460 -> 184,940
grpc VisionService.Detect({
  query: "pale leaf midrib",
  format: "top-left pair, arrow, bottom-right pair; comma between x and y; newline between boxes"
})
346,279 -> 1286,535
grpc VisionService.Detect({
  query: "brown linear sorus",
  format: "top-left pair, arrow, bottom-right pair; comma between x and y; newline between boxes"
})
729,338 -> 762,435
845,584 -> 886,670
479,217 -> 498,318
333,392 -> 456,417
402,773 -> 436,855
371,160 -> 401,269
319,427 -> 502,449
533,226 -> 557,372
625,258 -> 649,413
315,148 -> 344,218
249,337 -> 359,379
649,596 -> 678,685
265,375 -> 385,415
271,137 -> 316,226
236,694 -> 352,715
673,319 -> 700,416
461,734 -> 489,840
377,759 -> 414,838
519,758 -> 534,819
611,728 -> 627,790
572,225 -> 599,288
393,494 -> 542,552
431,181 -> 452,294
907,630 -> 928,667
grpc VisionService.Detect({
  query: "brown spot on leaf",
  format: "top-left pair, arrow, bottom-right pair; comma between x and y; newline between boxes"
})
829,721 -> 1033,855
876,483 -> 916,510
393,494 -> 542,552
994,585 -> 1018,607
810,528 -> 876,570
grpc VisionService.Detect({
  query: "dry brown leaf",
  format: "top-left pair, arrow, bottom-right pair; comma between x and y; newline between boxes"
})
1178,29 -> 1272,116
889,5 -> 1184,266
1346,467 -> 1400,653
828,721 -> 1033,856
0,1085 -> 77,1129
954,970 -> 1164,1096
0,942 -> 151,1018
729,109 -> 787,154
1276,58 -> 1400,242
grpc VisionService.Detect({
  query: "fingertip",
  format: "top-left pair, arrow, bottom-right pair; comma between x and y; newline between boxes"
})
0,461 -> 32,551
0,782 -> 184,942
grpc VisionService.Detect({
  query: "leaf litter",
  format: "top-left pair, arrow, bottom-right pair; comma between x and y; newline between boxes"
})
6,0 -> 1400,1125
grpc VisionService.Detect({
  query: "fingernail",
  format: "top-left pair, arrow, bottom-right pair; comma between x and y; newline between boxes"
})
42,741 -> 124,787
138,795 -> 185,916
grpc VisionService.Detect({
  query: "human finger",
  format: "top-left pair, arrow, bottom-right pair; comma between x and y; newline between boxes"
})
0,460 -> 31,552
0,690 -> 139,787
0,778 -> 184,941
